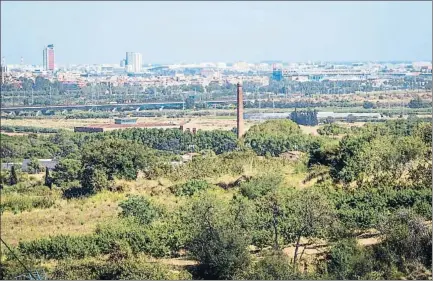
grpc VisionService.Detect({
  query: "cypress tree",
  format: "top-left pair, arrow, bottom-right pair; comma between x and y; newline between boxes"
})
44,168 -> 52,189
9,166 -> 18,186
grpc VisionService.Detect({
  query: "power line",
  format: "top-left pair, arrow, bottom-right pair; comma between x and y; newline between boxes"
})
0,237 -> 37,280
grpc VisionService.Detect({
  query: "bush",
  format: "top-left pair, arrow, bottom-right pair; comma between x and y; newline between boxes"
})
118,195 -> 160,225
170,179 -> 211,197
243,251 -> 298,280
240,174 -> 283,199
94,219 -> 182,258
51,255 -> 192,280
18,235 -> 101,260
317,124 -> 349,136
1,193 -> 56,213
326,238 -> 376,279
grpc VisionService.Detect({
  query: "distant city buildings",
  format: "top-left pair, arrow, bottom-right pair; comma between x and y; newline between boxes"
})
43,44 -> 55,71
125,52 -> 142,73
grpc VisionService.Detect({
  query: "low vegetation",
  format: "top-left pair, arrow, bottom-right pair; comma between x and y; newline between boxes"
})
1,118 -> 431,280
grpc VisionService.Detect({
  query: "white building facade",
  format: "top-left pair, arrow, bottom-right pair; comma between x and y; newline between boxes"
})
125,52 -> 142,73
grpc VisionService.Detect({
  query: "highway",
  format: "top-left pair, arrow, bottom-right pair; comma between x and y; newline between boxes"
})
0,99 -> 264,112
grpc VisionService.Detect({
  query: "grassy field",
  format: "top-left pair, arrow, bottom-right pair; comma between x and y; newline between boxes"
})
1,155 -> 310,246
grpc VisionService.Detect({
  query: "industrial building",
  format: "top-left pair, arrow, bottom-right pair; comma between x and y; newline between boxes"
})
114,118 -> 138,125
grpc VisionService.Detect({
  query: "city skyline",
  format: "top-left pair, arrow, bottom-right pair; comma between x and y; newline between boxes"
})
1,1 -> 432,65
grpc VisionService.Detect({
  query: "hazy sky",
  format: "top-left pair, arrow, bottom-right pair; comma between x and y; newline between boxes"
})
1,1 -> 432,65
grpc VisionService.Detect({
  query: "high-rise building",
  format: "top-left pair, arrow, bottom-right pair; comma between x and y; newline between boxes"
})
43,44 -> 55,71
125,52 -> 142,73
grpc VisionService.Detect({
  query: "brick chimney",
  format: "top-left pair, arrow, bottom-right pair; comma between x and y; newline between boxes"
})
237,82 -> 244,138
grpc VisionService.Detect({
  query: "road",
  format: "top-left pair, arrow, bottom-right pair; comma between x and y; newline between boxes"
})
1,99 -> 265,112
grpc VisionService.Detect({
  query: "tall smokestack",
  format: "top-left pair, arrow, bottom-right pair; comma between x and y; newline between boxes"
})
237,82 -> 244,139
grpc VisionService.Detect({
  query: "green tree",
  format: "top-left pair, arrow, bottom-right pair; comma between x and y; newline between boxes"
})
185,96 -> 195,109
27,158 -> 40,174
377,209 -> 432,271
44,169 -> 52,189
52,158 -> 81,186
186,192 -> 251,279
9,166 -> 18,185
363,101 -> 375,109
81,139 -> 153,181
80,166 -> 109,193
279,188 -> 335,265
326,238 -> 377,280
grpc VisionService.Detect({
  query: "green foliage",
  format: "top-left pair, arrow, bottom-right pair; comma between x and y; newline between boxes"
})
290,109 -> 319,126
322,186 -> 432,230
94,218 -> 184,258
240,174 -> 283,199
252,187 -> 335,255
0,254 -> 44,280
81,139 -> 152,181
52,158 -> 81,186
326,238 -> 376,279
0,192 -> 57,213
363,101 -> 375,109
0,125 -> 60,134
27,157 -> 41,174
94,127 -> 237,155
80,166 -> 110,193
376,209 -> 432,270
51,255 -> 192,280
18,235 -> 101,260
44,169 -> 52,189
9,165 -> 18,185
170,179 -> 211,197
244,119 -> 317,156
243,251 -> 298,280
317,123 -> 349,136
185,95 -> 195,109
312,120 -> 432,187
246,119 -> 302,136
408,96 -> 431,108
186,192 -> 252,279
118,195 -> 160,225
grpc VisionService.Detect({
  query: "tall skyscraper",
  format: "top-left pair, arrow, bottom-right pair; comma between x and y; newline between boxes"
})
43,44 -> 55,71
125,52 -> 142,73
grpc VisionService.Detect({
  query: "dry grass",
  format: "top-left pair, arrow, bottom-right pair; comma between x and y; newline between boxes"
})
0,156 -> 310,247
0,116 -> 259,132
1,191 -> 124,245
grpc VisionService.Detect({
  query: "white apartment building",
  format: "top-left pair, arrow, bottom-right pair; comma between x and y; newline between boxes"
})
125,52 -> 142,73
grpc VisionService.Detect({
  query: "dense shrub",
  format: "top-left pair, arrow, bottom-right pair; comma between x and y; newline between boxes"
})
18,235 -> 101,260
326,238 -> 376,280
118,195 -> 160,225
322,187 -> 432,230
243,251 -> 298,280
317,123 -> 349,136
240,174 -> 283,199
0,125 -> 60,134
51,255 -> 192,280
1,193 -> 57,213
170,180 -> 211,197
